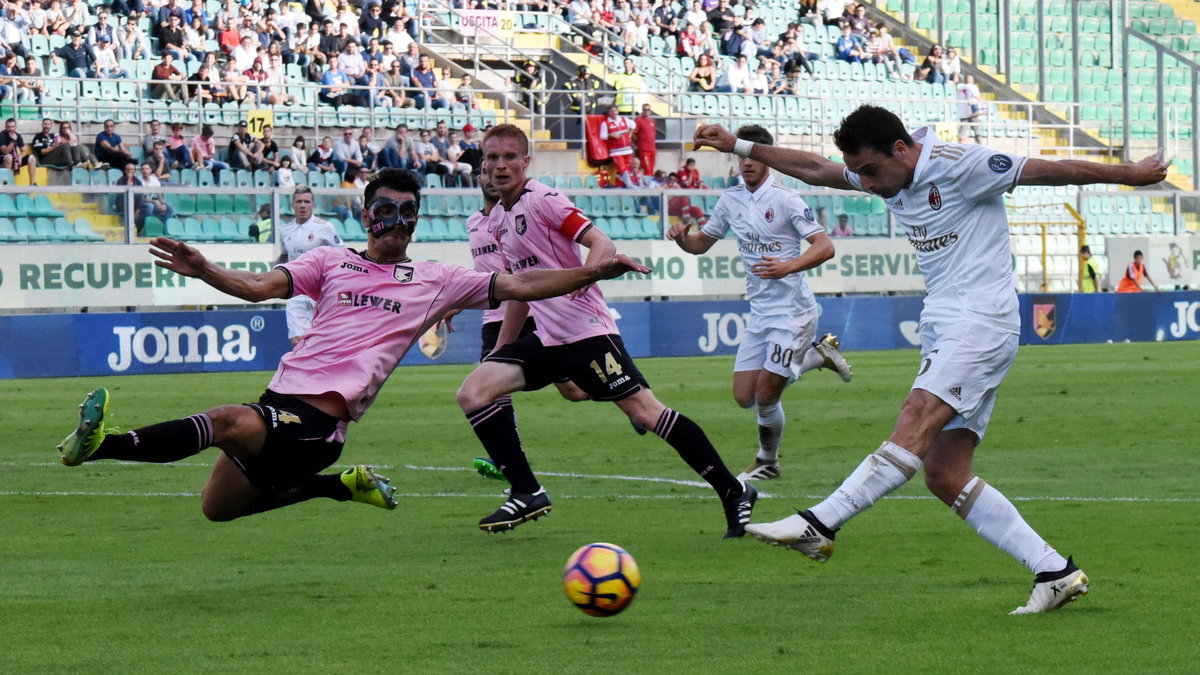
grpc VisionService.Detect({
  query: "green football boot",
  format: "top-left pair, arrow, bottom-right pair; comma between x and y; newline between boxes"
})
58,387 -> 112,466
472,457 -> 507,482
340,465 -> 398,510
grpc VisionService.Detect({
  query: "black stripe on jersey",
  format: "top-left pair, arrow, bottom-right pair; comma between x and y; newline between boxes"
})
487,272 -> 500,309
500,179 -> 536,211
276,265 -> 295,299
573,222 -> 593,244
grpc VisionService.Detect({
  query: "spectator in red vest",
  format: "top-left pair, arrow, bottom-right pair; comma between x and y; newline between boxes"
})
598,104 -> 635,188
678,156 -> 706,188
634,103 -> 657,175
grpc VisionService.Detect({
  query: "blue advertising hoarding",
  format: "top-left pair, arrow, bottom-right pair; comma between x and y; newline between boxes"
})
1,291 -> 1196,379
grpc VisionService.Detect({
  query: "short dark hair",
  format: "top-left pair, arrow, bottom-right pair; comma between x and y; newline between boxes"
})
833,105 -> 914,157
735,124 -> 772,146
1080,245 -> 1091,254
1133,249 -> 1143,257
364,168 -> 422,211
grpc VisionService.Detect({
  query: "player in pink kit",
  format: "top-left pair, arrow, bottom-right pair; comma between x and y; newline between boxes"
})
57,169 -> 650,522
457,124 -> 758,538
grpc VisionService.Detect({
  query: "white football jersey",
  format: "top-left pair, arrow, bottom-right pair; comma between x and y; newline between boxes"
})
843,127 -> 1026,333
279,216 -> 343,263
702,174 -> 824,332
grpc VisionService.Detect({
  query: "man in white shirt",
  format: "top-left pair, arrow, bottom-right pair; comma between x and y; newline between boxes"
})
337,41 -> 366,83
956,74 -> 984,144
669,124 -> 851,481
723,54 -> 752,94
694,105 -> 1168,614
230,35 -> 259,73
277,186 -> 342,345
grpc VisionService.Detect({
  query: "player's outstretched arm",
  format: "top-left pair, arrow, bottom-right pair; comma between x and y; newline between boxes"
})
494,254 -> 652,302
667,220 -> 718,254
149,236 -> 291,302
1020,148 -> 1168,187
693,124 -> 854,189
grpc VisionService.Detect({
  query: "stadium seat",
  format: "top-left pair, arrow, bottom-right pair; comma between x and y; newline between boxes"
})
14,217 -> 44,241
142,216 -> 165,238
0,218 -> 26,242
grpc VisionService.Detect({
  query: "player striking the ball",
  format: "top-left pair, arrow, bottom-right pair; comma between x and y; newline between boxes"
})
694,105 -> 1167,613
668,124 -> 852,481
57,169 -> 650,522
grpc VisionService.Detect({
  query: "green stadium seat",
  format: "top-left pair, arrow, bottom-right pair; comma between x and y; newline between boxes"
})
142,216 -> 165,238
164,217 -> 187,238
14,217 -> 44,241
0,217 -> 25,242
200,217 -> 224,241
233,194 -> 253,215
213,193 -> 234,214
219,217 -> 243,240
31,195 -> 63,218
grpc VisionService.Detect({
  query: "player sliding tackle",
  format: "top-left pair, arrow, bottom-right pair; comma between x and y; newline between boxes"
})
57,169 -> 651,523
694,105 -> 1167,614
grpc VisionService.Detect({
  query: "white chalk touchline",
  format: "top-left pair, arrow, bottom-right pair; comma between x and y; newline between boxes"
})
3,463 -> 1195,502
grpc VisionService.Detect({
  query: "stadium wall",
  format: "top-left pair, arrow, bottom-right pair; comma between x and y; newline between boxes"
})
3,292 -> 1198,379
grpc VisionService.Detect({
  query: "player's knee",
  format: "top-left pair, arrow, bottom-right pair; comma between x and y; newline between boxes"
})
200,494 -> 242,522
733,391 -> 755,409
922,463 -> 965,503
205,405 -> 254,444
455,381 -> 485,411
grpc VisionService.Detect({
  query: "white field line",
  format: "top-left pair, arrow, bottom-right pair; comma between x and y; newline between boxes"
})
2,462 -> 1196,502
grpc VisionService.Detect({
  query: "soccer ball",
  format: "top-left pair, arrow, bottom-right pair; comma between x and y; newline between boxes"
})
562,542 -> 641,617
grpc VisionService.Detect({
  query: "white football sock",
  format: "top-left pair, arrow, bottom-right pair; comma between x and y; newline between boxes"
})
953,476 -> 1068,574
755,401 -> 784,461
809,441 -> 921,529
799,345 -> 825,374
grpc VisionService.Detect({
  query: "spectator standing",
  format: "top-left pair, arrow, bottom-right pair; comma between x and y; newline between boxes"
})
1116,250 -> 1160,293
599,105 -> 636,188
611,57 -> 645,114
634,103 -> 657,174
1079,246 -> 1102,293
956,74 -> 984,144
95,119 -> 135,169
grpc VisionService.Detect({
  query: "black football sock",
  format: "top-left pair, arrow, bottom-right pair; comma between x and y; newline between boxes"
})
247,473 -> 351,515
465,398 -> 540,494
653,408 -> 742,499
89,414 -> 214,463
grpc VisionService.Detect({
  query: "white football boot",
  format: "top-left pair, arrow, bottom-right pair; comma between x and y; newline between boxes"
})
815,334 -> 853,383
745,510 -> 836,562
737,457 -> 781,481
1010,557 -> 1089,615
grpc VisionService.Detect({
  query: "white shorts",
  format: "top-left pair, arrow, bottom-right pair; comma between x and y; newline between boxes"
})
285,295 -> 316,339
913,319 -> 1018,442
733,319 -> 817,384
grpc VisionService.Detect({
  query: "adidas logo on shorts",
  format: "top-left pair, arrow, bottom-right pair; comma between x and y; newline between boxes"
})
948,386 -> 962,400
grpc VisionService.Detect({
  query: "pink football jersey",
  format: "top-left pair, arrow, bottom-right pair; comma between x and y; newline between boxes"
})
269,246 -> 497,420
466,208 -> 508,325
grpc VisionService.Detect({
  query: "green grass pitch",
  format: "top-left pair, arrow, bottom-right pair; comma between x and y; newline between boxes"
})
2,342 -> 1199,673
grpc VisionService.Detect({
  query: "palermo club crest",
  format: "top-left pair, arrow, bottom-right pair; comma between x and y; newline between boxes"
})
393,265 -> 413,283
1033,302 -> 1056,339
928,185 -> 942,210
515,213 -> 527,235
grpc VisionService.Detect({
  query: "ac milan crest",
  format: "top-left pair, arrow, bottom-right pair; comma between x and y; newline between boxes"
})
764,208 -> 775,222
928,185 -> 942,210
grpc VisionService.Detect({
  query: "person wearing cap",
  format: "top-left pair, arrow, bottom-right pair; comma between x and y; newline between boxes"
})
228,120 -> 264,172
51,31 -> 94,78
91,35 -> 128,79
